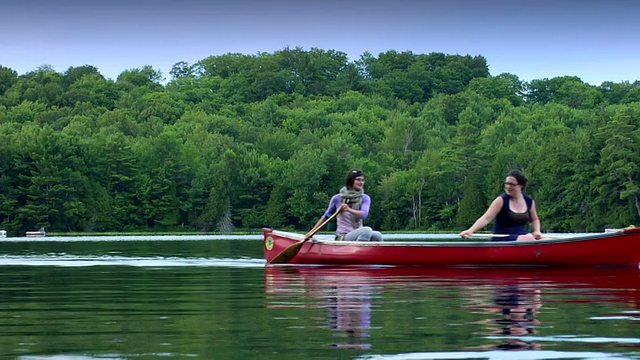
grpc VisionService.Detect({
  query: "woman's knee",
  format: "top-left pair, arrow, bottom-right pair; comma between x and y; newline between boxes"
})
371,231 -> 383,242
359,227 -> 384,242
354,227 -> 372,241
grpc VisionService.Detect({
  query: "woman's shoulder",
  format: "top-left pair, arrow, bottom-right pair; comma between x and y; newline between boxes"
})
523,193 -> 534,205
490,194 -> 507,207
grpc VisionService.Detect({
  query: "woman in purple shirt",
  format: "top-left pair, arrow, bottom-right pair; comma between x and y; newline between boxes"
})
312,169 -> 383,242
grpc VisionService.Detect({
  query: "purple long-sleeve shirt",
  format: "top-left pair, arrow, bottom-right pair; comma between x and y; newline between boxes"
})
323,193 -> 371,235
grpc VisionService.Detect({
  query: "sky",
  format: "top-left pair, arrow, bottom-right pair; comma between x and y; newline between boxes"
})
1,0 -> 639,86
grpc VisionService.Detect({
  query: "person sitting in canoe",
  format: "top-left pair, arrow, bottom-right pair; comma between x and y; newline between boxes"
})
460,170 -> 542,241
311,169 -> 383,242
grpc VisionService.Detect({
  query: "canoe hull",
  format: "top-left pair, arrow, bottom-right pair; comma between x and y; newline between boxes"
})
263,227 -> 640,267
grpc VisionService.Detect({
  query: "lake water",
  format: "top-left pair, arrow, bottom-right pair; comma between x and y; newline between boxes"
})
1,235 -> 639,359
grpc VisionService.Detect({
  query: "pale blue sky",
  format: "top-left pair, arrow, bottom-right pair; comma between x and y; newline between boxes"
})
1,0 -> 638,85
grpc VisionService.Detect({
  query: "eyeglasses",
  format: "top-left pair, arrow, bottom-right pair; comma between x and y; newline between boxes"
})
504,182 -> 519,186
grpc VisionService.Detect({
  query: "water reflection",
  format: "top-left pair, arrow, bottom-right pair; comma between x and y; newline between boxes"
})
265,266 -> 376,349
265,266 -> 640,353
325,281 -> 372,349
493,285 -> 540,338
466,284 -> 542,350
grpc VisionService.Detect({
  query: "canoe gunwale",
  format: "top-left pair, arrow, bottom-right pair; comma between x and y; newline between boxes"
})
269,229 -> 623,247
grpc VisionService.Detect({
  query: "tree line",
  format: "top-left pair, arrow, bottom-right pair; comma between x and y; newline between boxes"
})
1,47 -> 639,235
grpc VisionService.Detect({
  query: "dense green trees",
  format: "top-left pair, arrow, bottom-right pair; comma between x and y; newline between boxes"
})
1,49 -> 639,235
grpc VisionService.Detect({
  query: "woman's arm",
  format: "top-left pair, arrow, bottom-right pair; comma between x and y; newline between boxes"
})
340,194 -> 370,219
312,195 -> 341,229
529,200 -> 542,239
460,196 -> 504,237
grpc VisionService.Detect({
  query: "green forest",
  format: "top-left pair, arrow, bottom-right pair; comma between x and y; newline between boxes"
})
1,47 -> 639,235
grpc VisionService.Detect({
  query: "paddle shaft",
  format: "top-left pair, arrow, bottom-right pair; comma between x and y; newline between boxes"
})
269,208 -> 343,264
305,209 -> 342,239
468,233 -> 509,238
469,233 -> 557,239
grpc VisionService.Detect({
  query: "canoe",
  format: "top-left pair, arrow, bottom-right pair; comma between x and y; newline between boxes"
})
262,226 -> 640,267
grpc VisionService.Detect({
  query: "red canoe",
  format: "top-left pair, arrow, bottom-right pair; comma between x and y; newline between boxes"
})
263,227 -> 640,267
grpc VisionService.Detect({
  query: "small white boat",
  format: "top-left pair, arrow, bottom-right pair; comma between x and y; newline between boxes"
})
26,228 -> 46,237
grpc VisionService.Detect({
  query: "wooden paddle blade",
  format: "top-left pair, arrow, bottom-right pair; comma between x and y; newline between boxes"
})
268,208 -> 344,264
269,242 -> 304,264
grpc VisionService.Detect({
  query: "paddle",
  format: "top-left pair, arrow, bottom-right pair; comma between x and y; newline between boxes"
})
468,234 -> 509,238
269,208 -> 343,264
469,233 -> 557,240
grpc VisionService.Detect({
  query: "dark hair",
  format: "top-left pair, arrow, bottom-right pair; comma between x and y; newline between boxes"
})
344,169 -> 364,188
507,170 -> 528,190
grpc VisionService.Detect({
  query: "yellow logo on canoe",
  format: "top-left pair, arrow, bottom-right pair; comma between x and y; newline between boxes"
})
265,236 -> 274,250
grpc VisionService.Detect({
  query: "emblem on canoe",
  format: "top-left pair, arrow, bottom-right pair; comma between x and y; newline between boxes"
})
265,236 -> 274,250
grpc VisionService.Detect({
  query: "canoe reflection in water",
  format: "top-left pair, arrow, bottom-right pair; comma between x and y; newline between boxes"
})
265,266 -> 640,351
